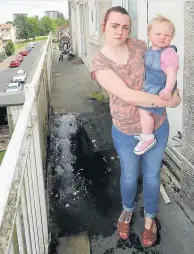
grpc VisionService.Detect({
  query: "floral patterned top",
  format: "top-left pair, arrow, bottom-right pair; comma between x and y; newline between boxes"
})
91,38 -> 166,135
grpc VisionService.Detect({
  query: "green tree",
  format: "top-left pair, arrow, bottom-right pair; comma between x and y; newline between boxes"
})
6,21 -> 14,24
57,12 -> 65,20
39,16 -> 55,36
27,17 -> 40,40
54,18 -> 65,28
54,18 -> 69,29
5,41 -> 15,56
14,14 -> 29,40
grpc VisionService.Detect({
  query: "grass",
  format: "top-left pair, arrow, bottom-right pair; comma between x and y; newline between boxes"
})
34,36 -> 48,41
15,42 -> 28,50
0,150 -> 6,164
90,91 -> 105,103
15,36 -> 48,51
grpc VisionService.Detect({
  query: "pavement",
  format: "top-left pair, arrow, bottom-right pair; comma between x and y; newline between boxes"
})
48,49 -> 194,254
51,48 -> 101,114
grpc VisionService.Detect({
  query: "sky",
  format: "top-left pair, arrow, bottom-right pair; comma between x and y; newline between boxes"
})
0,0 -> 69,23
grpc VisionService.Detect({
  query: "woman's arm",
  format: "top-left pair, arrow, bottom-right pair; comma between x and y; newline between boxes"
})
95,69 -> 181,108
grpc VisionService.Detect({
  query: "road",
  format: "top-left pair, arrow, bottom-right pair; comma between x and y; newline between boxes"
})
0,41 -> 45,92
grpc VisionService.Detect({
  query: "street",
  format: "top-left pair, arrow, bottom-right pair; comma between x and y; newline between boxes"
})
0,41 -> 45,92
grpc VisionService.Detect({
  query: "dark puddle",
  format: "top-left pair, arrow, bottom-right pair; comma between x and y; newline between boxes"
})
49,125 -> 121,253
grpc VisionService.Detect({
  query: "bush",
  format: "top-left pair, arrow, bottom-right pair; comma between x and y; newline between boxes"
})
0,52 -> 7,62
5,41 -> 15,56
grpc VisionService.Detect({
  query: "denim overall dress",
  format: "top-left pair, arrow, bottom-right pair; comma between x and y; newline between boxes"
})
139,45 -> 177,116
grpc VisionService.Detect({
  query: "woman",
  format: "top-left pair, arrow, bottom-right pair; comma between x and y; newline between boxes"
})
91,6 -> 181,247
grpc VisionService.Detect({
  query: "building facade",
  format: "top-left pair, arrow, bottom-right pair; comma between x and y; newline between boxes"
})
69,0 -> 194,203
0,24 -> 16,46
44,11 -> 59,19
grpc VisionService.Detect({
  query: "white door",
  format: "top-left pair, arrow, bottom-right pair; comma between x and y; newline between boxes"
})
137,0 -> 184,150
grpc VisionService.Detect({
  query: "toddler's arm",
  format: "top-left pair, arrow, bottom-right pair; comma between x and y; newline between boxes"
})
159,67 -> 178,101
159,47 -> 179,101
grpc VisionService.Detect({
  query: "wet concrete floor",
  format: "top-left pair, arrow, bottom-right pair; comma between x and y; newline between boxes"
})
47,105 -> 194,254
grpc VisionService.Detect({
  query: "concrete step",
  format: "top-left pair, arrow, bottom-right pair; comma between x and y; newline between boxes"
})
57,232 -> 90,254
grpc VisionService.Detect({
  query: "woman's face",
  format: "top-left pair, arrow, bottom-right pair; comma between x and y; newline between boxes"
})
104,12 -> 131,46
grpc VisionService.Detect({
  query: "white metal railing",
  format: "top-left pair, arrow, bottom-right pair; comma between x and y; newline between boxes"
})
0,33 -> 53,254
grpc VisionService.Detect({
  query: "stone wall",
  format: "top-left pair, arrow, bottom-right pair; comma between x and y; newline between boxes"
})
181,0 -> 194,202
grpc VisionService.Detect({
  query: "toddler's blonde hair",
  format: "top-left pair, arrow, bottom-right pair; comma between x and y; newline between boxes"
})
148,16 -> 175,37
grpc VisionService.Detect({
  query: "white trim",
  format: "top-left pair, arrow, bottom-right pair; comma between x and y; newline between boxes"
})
89,0 -> 99,40
137,0 -> 148,42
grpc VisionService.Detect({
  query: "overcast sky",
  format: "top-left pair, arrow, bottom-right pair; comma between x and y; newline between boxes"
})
0,0 -> 69,23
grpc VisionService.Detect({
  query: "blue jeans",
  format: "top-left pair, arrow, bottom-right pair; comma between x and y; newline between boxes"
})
112,119 -> 169,219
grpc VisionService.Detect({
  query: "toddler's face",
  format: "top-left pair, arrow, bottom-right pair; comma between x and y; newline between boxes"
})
148,22 -> 174,49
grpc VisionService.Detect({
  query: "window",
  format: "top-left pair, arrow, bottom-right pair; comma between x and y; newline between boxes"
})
112,0 -> 138,38
89,0 -> 99,38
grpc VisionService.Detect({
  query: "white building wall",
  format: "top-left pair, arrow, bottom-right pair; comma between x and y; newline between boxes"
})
10,26 -> 16,44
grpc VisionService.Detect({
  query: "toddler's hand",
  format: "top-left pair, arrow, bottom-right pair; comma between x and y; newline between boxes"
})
159,88 -> 172,101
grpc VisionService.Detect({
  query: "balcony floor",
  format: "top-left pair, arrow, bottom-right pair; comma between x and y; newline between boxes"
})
47,49 -> 194,254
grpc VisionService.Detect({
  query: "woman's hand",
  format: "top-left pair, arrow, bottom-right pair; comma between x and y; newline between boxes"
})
168,89 -> 181,108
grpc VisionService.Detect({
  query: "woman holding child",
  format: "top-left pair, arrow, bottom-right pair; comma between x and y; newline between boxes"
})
91,6 -> 180,247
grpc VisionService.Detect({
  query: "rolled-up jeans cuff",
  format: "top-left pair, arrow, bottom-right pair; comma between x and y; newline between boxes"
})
144,210 -> 156,219
123,203 -> 135,213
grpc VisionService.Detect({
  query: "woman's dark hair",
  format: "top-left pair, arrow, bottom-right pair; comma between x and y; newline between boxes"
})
103,6 -> 130,28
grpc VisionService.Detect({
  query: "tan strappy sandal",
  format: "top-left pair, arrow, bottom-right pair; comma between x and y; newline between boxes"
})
142,218 -> 160,247
117,210 -> 132,240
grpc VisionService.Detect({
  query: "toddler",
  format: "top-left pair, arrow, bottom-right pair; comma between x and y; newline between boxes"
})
134,16 -> 179,155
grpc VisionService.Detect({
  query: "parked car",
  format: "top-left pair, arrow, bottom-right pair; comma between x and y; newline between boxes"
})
25,47 -> 32,53
28,42 -> 35,48
10,59 -> 20,68
13,69 -> 27,83
19,50 -> 28,56
16,55 -> 24,62
6,81 -> 23,92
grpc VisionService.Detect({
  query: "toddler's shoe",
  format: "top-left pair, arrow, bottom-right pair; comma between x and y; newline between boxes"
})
134,137 -> 156,155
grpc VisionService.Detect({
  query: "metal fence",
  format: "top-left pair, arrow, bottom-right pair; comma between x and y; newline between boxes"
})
0,33 -> 53,254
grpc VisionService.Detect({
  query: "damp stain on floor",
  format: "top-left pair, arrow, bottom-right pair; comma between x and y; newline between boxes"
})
47,112 -> 194,254
47,113 -> 165,254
